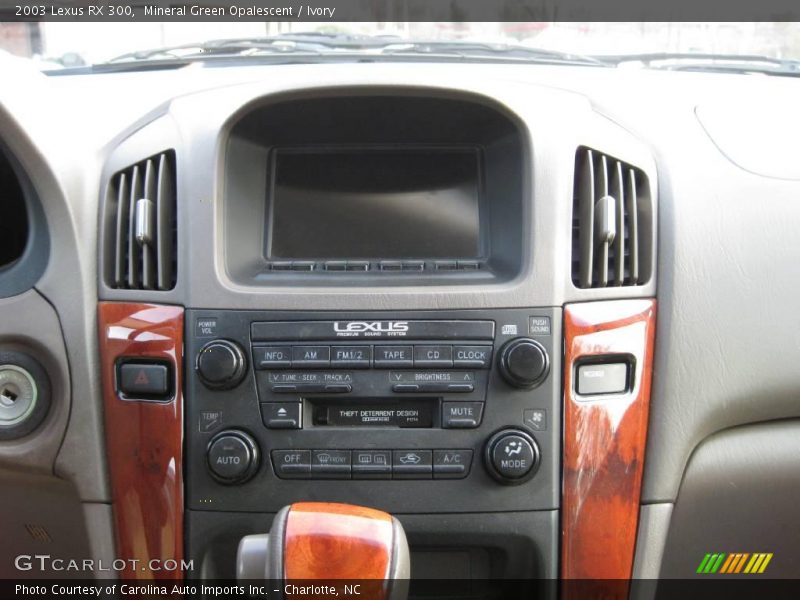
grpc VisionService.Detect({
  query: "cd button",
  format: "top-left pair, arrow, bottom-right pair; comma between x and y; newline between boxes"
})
291,346 -> 330,367
413,345 -> 453,368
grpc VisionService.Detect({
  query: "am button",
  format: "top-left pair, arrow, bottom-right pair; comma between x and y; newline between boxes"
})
291,346 -> 330,367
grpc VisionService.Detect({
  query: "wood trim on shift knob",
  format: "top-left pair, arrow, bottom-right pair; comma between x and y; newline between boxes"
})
98,302 -> 184,580
284,502 -> 395,581
561,299 -> 656,586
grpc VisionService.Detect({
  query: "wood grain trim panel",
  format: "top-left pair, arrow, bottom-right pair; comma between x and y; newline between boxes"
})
98,302 -> 184,580
284,502 -> 394,585
562,299 -> 656,586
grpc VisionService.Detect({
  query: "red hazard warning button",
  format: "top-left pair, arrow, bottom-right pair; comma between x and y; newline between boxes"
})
118,362 -> 170,399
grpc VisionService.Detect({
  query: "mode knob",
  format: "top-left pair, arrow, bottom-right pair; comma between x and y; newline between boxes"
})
485,429 -> 541,485
207,430 -> 260,485
498,338 -> 549,388
197,340 -> 246,390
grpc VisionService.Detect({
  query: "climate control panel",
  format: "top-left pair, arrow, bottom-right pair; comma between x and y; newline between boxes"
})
185,308 -> 560,514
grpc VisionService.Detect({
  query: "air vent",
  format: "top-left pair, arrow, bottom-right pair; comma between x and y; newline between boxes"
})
106,151 -> 177,290
571,147 -> 653,288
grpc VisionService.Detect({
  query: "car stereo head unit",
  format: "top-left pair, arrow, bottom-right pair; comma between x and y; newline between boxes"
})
184,308 -> 561,516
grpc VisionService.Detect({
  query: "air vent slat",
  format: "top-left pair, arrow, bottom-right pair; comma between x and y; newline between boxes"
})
127,165 -> 141,289
106,151 -> 177,291
571,146 -> 652,289
156,154 -> 175,290
577,149 -> 595,288
140,159 -> 157,290
595,154 -> 610,287
113,172 -> 128,287
612,161 -> 625,286
627,168 -> 640,284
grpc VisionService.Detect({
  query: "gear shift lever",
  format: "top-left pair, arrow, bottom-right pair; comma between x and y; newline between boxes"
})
238,502 -> 410,599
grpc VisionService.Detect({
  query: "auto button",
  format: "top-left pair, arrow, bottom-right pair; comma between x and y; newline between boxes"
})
206,430 -> 259,485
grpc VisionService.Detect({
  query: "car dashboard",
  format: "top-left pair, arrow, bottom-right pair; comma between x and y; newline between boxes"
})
1,57 -> 800,593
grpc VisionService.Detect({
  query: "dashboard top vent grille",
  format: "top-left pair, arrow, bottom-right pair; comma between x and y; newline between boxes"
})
571,146 -> 653,289
106,151 -> 177,291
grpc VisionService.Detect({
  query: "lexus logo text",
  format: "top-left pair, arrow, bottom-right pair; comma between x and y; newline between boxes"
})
333,321 -> 410,335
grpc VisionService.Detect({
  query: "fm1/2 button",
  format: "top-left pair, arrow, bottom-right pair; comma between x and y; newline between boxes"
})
485,429 -> 540,484
207,430 -> 260,484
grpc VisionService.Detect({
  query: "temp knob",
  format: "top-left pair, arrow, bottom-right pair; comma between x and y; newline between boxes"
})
498,338 -> 549,388
197,340 -> 246,390
207,430 -> 260,485
485,429 -> 541,485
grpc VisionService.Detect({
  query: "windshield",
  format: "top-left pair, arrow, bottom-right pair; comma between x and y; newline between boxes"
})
2,22 -> 800,71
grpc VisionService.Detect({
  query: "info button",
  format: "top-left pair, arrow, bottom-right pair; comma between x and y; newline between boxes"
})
253,346 -> 291,369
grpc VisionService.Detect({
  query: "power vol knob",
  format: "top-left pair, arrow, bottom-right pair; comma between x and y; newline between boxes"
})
196,340 -> 247,390
498,338 -> 550,389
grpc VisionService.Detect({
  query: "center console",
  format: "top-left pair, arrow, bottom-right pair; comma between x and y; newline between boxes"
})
177,90 -> 565,587
186,308 -> 560,583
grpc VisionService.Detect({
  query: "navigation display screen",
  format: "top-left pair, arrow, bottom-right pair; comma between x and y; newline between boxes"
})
267,148 -> 482,260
